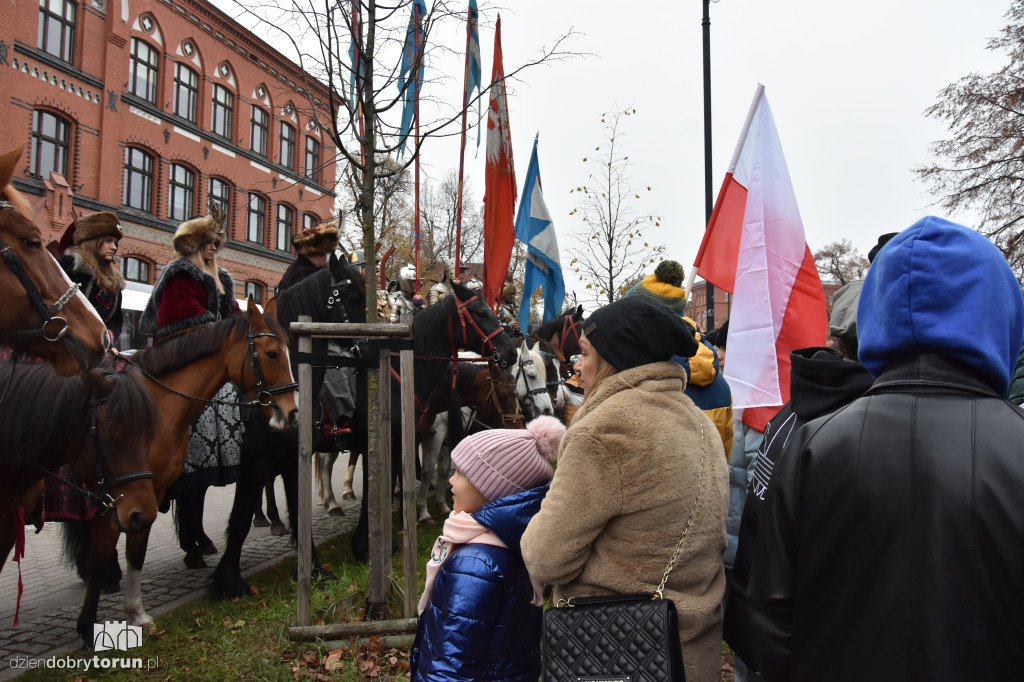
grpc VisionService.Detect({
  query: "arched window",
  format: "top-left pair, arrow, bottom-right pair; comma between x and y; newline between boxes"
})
123,147 -> 154,213
209,177 -> 232,223
246,193 -> 266,244
168,164 -> 195,221
121,256 -> 151,284
279,122 -> 295,170
211,85 -> 233,139
129,38 -> 160,103
30,110 -> 70,179
173,63 -> 199,122
276,203 -> 294,251
38,0 -> 76,63
304,136 -> 320,182
244,281 -> 264,304
302,213 -> 320,232
250,105 -> 269,156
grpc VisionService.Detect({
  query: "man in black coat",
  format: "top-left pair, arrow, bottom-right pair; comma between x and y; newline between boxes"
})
745,217 -> 1024,681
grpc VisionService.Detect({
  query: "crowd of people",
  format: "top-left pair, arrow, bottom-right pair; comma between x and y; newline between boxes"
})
52,205 -> 1024,681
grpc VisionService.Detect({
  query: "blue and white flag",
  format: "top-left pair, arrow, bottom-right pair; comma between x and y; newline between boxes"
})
397,0 -> 428,157
515,135 -> 565,330
467,0 -> 482,151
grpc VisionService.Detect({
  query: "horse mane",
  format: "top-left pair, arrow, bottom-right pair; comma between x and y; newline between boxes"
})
133,314 -> 286,377
104,366 -> 158,444
0,362 -> 90,467
533,311 -> 572,341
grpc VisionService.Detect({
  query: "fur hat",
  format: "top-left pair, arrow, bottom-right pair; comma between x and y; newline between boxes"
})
72,211 -> 124,245
293,219 -> 340,257
583,295 -> 700,370
502,283 -> 517,297
626,260 -> 687,314
450,416 -> 565,502
173,206 -> 227,257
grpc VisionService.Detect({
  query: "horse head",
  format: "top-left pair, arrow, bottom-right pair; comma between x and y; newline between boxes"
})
0,145 -> 108,374
483,360 -> 524,430
515,339 -> 554,420
79,368 -> 159,534
449,282 -> 517,369
238,298 -> 299,430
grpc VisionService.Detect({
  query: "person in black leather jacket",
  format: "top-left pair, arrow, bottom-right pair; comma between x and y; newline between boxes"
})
746,216 -> 1024,682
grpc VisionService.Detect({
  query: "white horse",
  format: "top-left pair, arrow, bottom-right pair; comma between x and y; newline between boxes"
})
512,339 -> 555,420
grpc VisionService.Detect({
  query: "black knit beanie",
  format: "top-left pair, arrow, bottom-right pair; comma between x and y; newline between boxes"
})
582,296 -> 700,371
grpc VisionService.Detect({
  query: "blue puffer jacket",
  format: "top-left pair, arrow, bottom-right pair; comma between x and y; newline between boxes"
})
410,485 -> 546,682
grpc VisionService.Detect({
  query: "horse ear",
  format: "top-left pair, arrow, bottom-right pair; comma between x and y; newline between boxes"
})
576,305 -> 584,317
264,296 -> 279,319
0,145 -> 24,188
550,331 -> 561,350
245,294 -> 263,326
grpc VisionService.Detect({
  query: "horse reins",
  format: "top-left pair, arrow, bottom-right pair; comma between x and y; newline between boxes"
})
0,201 -> 79,344
513,350 -> 548,417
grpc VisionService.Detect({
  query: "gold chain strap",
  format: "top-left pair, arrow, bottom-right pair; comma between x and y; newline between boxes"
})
654,420 -> 705,599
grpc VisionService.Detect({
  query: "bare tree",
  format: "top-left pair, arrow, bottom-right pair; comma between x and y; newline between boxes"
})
567,108 -> 664,306
814,239 -> 868,286
916,0 -> 1024,284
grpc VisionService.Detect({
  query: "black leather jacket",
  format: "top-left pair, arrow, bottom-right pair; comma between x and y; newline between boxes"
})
747,353 -> 1024,681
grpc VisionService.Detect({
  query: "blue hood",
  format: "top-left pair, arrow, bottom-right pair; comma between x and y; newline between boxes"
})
858,216 -> 1024,396
471,484 -> 548,557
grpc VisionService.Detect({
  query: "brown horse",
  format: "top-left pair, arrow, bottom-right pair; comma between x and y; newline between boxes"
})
66,302 -> 299,646
0,145 -> 108,375
0,365 -> 158,575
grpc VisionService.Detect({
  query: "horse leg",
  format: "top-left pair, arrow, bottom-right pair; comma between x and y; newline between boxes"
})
122,525 -> 156,632
319,452 -> 344,516
77,518 -> 122,647
435,440 -> 452,516
175,490 -> 208,568
213,457 -> 265,600
417,420 -> 441,522
264,478 -> 288,536
342,451 -> 358,501
252,487 -> 271,527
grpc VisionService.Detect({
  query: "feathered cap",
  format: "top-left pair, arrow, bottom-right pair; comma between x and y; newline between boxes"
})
626,259 -> 687,314
173,202 -> 227,257
72,211 -> 124,245
293,219 -> 340,257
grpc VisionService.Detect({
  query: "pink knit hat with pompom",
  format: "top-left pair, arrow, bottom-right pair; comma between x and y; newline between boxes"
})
450,416 -> 566,502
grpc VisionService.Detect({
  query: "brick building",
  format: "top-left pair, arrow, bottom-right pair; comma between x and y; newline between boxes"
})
686,278 -> 844,334
0,0 -> 337,345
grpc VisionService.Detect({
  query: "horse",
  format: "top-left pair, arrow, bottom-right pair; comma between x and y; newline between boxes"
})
0,365 -> 158,575
512,338 -> 555,421
211,254 -> 366,600
416,358 -> 524,521
0,144 -> 109,375
350,282 -> 519,564
532,305 -> 584,376
61,302 -> 299,646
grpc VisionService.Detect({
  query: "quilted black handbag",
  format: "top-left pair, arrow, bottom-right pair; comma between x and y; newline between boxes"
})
541,422 -> 706,682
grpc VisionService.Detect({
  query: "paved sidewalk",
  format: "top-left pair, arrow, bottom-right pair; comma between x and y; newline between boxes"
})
0,461 -> 362,680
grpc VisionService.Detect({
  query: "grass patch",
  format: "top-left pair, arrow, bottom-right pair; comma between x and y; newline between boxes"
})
15,513 -> 445,681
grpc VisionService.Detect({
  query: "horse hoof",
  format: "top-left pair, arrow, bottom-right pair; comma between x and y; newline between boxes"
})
100,578 -> 122,595
197,540 -> 218,555
184,552 -> 207,569
271,524 -> 289,537
252,516 -> 271,528
418,510 -> 432,523
342,491 -> 356,501
328,506 -> 345,517
439,504 -> 451,516
313,567 -> 336,584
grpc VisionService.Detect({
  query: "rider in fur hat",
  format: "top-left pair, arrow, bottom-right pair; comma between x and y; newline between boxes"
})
278,218 -> 340,292
58,211 -> 126,342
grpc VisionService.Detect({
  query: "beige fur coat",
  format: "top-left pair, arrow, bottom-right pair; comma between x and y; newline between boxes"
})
521,361 -> 729,682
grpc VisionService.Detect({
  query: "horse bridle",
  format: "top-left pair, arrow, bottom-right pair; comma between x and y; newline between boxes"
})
513,350 -> 548,417
0,201 -> 79,343
449,292 -> 509,368
239,329 -> 299,407
466,370 -> 522,431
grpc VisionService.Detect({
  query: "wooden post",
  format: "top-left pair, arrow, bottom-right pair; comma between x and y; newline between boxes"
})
400,309 -> 418,617
296,315 -> 313,626
368,348 -> 393,617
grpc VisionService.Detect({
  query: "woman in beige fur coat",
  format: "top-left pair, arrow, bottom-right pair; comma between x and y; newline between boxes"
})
521,295 -> 730,682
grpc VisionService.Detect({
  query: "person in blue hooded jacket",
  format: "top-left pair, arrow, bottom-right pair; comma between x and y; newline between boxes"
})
411,416 -> 566,682
745,217 -> 1024,682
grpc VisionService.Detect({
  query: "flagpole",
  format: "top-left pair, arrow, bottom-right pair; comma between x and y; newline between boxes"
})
413,2 -> 423,293
702,0 -> 716,330
455,2 -> 473,276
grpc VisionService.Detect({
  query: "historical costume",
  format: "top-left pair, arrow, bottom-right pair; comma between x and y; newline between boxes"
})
58,211 -> 125,341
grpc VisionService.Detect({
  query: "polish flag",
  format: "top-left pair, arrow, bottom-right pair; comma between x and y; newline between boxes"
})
692,85 -> 827,431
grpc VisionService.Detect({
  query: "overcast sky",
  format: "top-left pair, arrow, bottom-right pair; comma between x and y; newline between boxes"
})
226,0 -> 1012,287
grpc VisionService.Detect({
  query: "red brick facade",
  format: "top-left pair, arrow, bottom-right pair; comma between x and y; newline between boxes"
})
686,278 -> 843,333
0,0 -> 337,307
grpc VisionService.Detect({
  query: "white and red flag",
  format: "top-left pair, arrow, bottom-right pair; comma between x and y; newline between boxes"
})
482,15 -> 516,310
693,84 -> 826,431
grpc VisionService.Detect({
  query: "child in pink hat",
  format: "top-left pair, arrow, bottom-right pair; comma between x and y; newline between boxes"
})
410,416 -> 565,682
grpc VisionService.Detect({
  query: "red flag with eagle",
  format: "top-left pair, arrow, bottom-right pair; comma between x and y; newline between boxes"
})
482,15 -> 516,310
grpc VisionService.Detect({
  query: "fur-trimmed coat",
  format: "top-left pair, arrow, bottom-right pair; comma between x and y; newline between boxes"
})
58,251 -> 123,339
520,361 -> 729,682
140,258 -> 237,338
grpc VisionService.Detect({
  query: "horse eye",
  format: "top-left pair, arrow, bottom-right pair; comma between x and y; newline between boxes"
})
22,238 -> 42,250
267,351 -> 279,360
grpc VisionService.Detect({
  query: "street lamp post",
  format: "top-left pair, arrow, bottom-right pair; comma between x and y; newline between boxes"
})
703,0 -> 716,331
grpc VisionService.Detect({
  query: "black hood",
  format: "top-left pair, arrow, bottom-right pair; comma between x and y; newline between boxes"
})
789,347 -> 875,421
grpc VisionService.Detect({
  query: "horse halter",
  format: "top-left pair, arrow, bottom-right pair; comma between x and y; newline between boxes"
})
468,371 -> 522,431
0,201 -> 79,343
240,329 -> 299,407
87,383 -> 154,511
449,292 -> 509,367
514,351 -> 548,416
